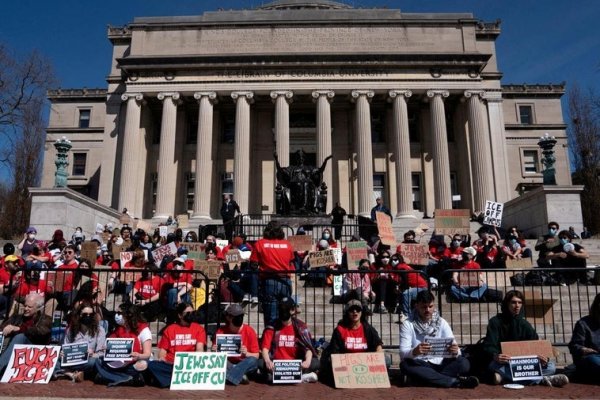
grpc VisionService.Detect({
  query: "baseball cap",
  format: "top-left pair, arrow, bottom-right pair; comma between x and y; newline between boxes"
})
345,299 -> 363,312
225,303 -> 244,317
462,247 -> 477,256
4,255 -> 18,263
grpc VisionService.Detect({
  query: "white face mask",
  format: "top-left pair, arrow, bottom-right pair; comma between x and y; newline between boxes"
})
323,233 -> 331,240
180,254 -> 188,262
114,313 -> 125,326
391,260 -> 400,266
28,234 -> 36,240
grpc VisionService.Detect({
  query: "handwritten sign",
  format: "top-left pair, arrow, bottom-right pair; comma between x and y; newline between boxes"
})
333,274 -> 343,296
424,337 -> 454,358
501,340 -> 553,358
119,251 -> 133,268
273,360 -> 302,384
194,260 -> 222,280
178,214 -> 189,229
398,244 -> 429,265
509,356 -> 542,381
331,352 -> 390,389
185,242 -> 206,262
170,352 -> 227,390
152,242 -> 178,267
460,271 -> 482,287
1,345 -> 60,384
80,242 -> 98,263
287,235 -> 313,252
308,249 -> 336,268
483,201 -> 503,227
225,250 -> 241,268
434,209 -> 471,235
345,241 -> 368,269
216,239 -> 229,249
111,244 -> 123,260
104,338 -> 134,362
47,270 -> 67,293
136,220 -> 153,234
375,211 -> 396,246
61,342 -> 89,367
215,334 -> 241,357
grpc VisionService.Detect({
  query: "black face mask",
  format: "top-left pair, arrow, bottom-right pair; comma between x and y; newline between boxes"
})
80,315 -> 94,326
461,254 -> 470,262
231,315 -> 244,327
182,312 -> 194,324
279,309 -> 291,321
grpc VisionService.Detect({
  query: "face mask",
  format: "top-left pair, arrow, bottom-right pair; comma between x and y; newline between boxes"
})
114,313 -> 125,326
391,260 -> 400,266
452,240 -> 460,247
231,315 -> 244,327
80,315 -> 94,325
549,228 -> 557,236
180,254 -> 188,262
323,234 -> 330,240
381,257 -> 389,264
461,254 -> 470,261
28,234 -> 35,240
510,239 -> 517,245
175,264 -> 184,271
559,238 -> 569,246
279,309 -> 291,321
186,237 -> 193,242
182,312 -> 194,323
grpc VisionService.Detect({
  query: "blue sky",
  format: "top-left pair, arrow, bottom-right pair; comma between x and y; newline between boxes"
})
3,1 -> 599,94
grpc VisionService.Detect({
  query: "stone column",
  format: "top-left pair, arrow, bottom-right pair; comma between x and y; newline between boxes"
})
427,90 -> 452,210
486,92 -> 511,202
312,90 -> 335,212
465,90 -> 495,212
270,91 -> 293,167
352,90 -> 375,217
389,90 -> 414,218
154,92 -> 180,219
118,93 -> 144,216
231,91 -> 254,214
192,92 -> 218,219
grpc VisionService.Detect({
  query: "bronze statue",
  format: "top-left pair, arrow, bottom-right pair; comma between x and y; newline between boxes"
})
274,149 -> 331,215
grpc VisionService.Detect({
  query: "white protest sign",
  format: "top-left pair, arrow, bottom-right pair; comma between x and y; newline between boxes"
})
152,242 -> 178,267
333,274 -> 343,296
483,200 -> 503,227
1,345 -> 60,384
215,334 -> 241,357
170,352 -> 227,390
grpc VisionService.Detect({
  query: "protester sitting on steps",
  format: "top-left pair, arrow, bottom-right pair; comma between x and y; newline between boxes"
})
569,292 -> 600,383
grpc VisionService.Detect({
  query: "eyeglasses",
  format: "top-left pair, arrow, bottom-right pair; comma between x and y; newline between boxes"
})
348,308 -> 362,313
80,313 -> 94,317
66,251 -> 75,255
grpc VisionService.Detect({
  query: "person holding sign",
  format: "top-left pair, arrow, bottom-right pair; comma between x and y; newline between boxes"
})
259,297 -> 319,383
147,303 -> 206,388
211,304 -> 259,385
482,290 -> 568,387
132,264 -> 165,322
569,293 -> 600,383
341,259 -> 374,310
94,303 -> 152,387
370,197 -> 392,222
55,301 -> 106,382
399,291 -> 478,388
448,247 -> 487,302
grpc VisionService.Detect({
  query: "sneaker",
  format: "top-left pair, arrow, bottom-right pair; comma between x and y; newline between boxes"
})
240,374 -> 250,385
456,376 -> 479,389
251,296 -> 259,304
541,374 -> 569,387
72,371 -> 84,383
493,372 -> 503,385
242,294 -> 251,303
301,372 -> 318,383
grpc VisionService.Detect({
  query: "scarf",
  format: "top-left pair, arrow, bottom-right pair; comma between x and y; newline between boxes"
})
410,309 -> 442,337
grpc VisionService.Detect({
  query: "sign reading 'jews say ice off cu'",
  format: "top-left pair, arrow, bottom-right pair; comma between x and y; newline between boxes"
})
331,352 -> 390,389
170,352 -> 227,390
1,345 -> 60,384
483,200 -> 503,227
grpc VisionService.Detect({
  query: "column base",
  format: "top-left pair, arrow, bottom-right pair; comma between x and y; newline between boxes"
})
395,212 -> 417,219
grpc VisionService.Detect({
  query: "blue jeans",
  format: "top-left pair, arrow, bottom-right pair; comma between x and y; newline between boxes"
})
226,357 -> 258,385
489,359 -> 556,385
0,333 -> 32,374
242,271 -> 259,297
147,360 -> 173,388
260,278 -> 291,325
450,284 -> 487,302
166,288 -> 190,311
55,357 -> 98,377
400,287 -> 426,315
95,360 -> 141,386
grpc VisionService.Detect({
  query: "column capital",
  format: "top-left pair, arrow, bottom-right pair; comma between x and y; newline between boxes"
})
157,92 -> 181,102
388,90 -> 412,101
464,90 -> 486,100
426,90 -> 450,99
483,91 -> 503,103
351,90 -> 375,102
312,90 -> 335,102
231,91 -> 254,103
121,92 -> 144,102
193,91 -> 218,104
270,90 -> 294,103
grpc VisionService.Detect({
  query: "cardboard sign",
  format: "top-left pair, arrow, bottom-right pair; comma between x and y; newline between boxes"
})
287,235 -> 313,252
216,239 -> 229,249
423,337 -> 454,358
80,242 -> 98,263
178,214 -> 189,229
398,243 -> 429,265
331,352 -> 390,389
509,356 -> 543,381
483,200 -> 503,227
273,360 -> 302,384
194,260 -> 222,280
104,338 -> 134,362
505,257 -> 533,269
61,342 -> 89,367
308,249 -> 336,267
434,209 -> 471,235
333,274 -> 343,296
170,352 -> 227,390
460,271 -> 482,287
345,241 -> 368,269
46,270 -> 67,293
332,247 -> 343,265
112,244 -> 123,260
185,242 -> 206,262
152,242 -> 178,267
136,220 -> 153,234
1,345 -> 60,384
122,268 -> 143,283
215,334 -> 241,357
119,251 -> 133,268
501,340 -> 553,358
375,211 -> 396,246
225,250 -> 241,268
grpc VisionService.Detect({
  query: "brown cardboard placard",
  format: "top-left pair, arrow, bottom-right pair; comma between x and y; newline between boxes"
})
501,340 -> 553,358
136,220 -> 153,234
434,209 -> 471,235
505,257 -> 533,269
397,243 -> 429,265
308,249 -> 336,268
287,235 -> 313,252
80,242 -> 98,263
345,241 -> 368,270
46,270 -> 68,293
225,249 -> 241,268
375,211 -> 396,246
119,214 -> 132,226
194,260 -> 223,280
185,242 -> 206,262
177,214 -> 189,229
331,352 -> 390,389
122,268 -> 143,283
111,244 -> 123,260
460,271 -> 482,287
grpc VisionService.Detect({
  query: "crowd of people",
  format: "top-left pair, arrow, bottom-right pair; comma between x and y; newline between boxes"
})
0,215 -> 595,388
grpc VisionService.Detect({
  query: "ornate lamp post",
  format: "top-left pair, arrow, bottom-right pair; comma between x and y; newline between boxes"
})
53,136 -> 72,188
538,132 -> 557,185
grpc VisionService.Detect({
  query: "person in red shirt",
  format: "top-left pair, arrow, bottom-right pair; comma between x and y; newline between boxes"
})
56,244 -> 79,308
132,264 -> 165,322
449,247 -> 487,302
147,303 -> 206,388
249,221 -> 295,324
162,257 -> 193,313
211,304 -> 259,385
390,254 -> 428,316
260,297 -> 319,383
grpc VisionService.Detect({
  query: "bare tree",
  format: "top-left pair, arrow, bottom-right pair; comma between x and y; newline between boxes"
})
568,84 -> 600,234
0,44 -> 56,238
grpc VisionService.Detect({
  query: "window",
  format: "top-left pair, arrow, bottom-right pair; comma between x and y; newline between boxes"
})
222,113 -> 235,144
411,173 -> 421,211
373,173 -> 385,204
519,105 -> 534,125
289,112 -> 316,129
450,172 -> 460,209
78,109 -> 91,128
371,110 -> 385,143
186,174 -> 195,213
222,172 -> 234,195
72,153 -> 87,176
523,150 -> 540,174
151,174 -> 158,214
408,109 -> 420,143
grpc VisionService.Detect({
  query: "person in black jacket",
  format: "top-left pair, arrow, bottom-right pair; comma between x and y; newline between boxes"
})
569,292 -> 600,383
220,194 -> 241,241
